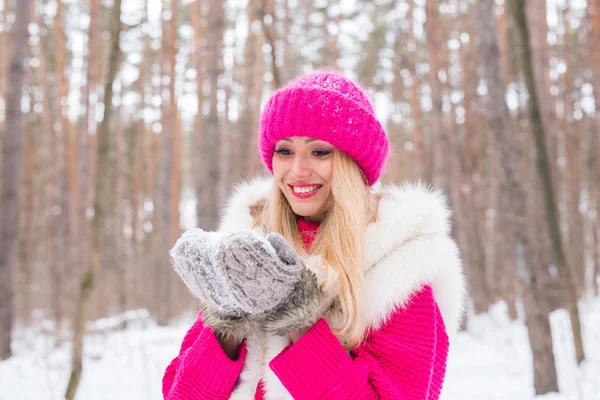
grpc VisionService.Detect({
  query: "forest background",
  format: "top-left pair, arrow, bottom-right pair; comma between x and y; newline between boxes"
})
0,0 -> 599,398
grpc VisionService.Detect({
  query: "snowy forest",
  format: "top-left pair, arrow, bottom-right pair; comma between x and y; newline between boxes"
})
0,0 -> 599,398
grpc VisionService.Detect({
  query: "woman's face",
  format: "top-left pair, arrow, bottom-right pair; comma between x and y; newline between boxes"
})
272,136 -> 335,223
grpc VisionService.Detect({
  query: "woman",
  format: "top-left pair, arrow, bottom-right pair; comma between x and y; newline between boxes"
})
163,70 -> 466,399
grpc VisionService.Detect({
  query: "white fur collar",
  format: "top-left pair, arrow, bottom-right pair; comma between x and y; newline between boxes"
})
363,182 -> 466,333
219,176 -> 466,399
219,175 -> 273,233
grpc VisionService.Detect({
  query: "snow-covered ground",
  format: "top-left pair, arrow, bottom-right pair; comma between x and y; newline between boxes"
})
1,297 -> 599,400
442,298 -> 600,400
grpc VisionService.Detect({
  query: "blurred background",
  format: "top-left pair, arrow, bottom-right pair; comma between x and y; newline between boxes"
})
0,0 -> 599,399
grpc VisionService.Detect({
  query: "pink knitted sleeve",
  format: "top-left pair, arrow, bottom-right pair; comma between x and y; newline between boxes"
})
162,312 -> 248,400
269,285 -> 449,400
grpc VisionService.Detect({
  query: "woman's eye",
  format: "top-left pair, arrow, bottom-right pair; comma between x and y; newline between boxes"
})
275,149 -> 292,156
312,150 -> 331,157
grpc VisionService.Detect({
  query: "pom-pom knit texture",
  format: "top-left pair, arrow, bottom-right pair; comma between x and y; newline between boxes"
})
259,70 -> 389,186
163,218 -> 450,400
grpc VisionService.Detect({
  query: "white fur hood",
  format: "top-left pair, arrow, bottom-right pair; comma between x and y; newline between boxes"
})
218,176 -> 466,399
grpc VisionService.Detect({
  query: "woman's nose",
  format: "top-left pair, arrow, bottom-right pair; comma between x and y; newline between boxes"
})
291,155 -> 311,178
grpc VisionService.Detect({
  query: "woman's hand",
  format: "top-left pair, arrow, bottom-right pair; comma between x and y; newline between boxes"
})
216,333 -> 244,360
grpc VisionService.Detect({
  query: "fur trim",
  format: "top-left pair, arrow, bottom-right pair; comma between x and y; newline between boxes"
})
363,232 -> 465,333
263,334 -> 293,400
218,175 -> 273,233
263,268 -> 332,335
230,332 -> 294,400
364,182 -> 452,268
230,330 -> 266,400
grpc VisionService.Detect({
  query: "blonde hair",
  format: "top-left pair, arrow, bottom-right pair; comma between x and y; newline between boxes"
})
257,151 -> 378,349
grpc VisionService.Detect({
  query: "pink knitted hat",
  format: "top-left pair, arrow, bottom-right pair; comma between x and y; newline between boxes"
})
259,70 -> 389,186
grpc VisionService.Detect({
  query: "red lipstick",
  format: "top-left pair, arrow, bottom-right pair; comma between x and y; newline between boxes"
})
288,184 -> 323,199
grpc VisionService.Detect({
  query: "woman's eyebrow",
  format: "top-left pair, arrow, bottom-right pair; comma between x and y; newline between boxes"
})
282,138 -> 318,143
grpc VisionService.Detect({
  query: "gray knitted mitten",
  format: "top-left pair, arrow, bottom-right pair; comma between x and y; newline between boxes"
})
259,234 -> 336,336
169,229 -> 256,340
170,229 -> 305,316
171,228 -> 332,339
212,230 -> 305,316
169,229 -> 232,313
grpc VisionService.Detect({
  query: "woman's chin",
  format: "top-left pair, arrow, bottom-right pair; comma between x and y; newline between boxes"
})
291,205 -> 323,220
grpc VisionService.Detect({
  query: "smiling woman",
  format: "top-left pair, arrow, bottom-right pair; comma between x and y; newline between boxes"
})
163,69 -> 466,400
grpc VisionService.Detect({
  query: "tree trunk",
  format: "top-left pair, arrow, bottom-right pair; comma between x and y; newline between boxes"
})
56,0 -> 78,278
171,109 -> 182,245
496,5 -> 511,85
588,0 -> 600,295
238,0 -> 265,180
128,8 -> 152,308
593,0 -> 600,138
218,73 -> 231,205
197,0 -> 224,231
18,89 -> 36,325
459,3 -> 492,314
190,0 -> 207,225
115,106 -> 128,319
168,7 -> 183,312
153,0 -> 179,325
0,0 -> 11,121
42,1 -> 68,333
261,0 -> 280,89
246,3 -> 266,177
513,0 -> 585,365
425,0 -> 449,191
522,284 -> 558,394
484,4 -> 518,316
408,0 -> 424,181
65,0 -> 122,397
388,28 -> 407,184
77,0 -> 99,306
129,57 -> 144,310
593,221 -> 600,295
32,5 -> 59,333
320,1 -> 340,69
166,0 -> 179,242
281,0 -> 292,84
0,0 -> 31,361
557,8 -> 585,296
54,0 -> 76,331
563,105 -> 585,297
477,0 -> 558,392
525,0 -> 556,175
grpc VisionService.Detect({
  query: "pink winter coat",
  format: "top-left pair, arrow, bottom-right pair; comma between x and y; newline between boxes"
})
163,177 -> 466,399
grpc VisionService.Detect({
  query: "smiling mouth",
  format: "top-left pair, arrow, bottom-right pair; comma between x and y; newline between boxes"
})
290,184 -> 323,194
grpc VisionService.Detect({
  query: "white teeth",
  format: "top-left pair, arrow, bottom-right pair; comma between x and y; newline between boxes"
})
292,185 -> 320,194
